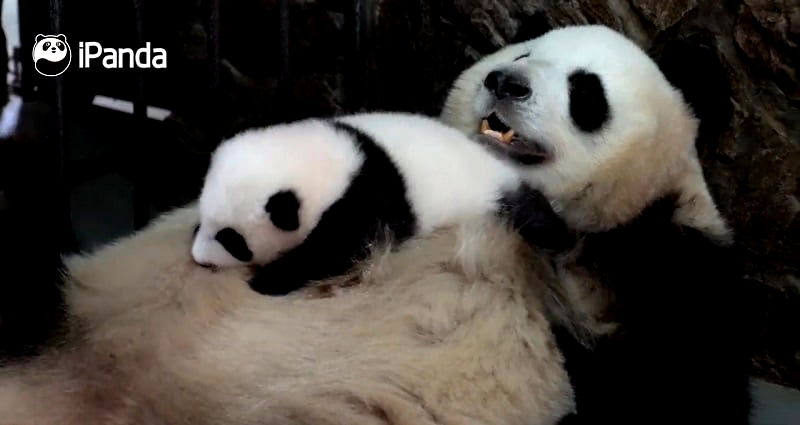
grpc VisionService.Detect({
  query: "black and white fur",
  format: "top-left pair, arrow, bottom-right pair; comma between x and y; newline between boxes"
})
0,25 -> 752,425
443,25 -> 751,424
193,112 -> 568,295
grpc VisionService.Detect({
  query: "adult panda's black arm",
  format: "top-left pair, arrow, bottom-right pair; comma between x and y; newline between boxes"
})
500,184 -> 577,254
555,195 -> 753,425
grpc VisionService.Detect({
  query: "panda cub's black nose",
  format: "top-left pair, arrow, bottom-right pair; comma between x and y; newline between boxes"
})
484,70 -> 531,100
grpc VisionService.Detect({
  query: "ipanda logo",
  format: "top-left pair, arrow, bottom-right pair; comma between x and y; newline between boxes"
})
33,34 -> 71,77
33,34 -> 167,77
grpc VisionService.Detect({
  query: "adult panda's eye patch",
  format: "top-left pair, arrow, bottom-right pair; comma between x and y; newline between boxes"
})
568,69 -> 609,133
265,190 -> 301,231
214,227 -> 253,262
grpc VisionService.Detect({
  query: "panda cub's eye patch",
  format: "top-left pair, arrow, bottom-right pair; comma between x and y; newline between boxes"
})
215,227 -> 253,262
568,70 -> 610,133
265,190 -> 301,232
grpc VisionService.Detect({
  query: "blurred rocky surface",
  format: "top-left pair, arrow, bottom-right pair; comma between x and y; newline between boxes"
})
166,0 -> 799,388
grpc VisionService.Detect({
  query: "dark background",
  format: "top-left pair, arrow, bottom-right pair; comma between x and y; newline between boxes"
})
0,0 -> 797,389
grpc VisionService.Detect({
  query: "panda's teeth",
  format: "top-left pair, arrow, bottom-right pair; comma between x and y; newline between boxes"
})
501,130 -> 515,144
481,123 -> 515,145
480,119 -> 490,133
484,129 -> 504,140
480,119 -> 503,140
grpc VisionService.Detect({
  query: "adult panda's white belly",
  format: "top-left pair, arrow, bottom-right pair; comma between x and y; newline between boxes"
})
0,206 -> 573,425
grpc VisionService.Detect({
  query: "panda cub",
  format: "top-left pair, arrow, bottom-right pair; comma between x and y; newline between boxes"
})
192,112 -> 568,295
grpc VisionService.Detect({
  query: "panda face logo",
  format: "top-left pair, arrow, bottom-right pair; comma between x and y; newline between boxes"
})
32,34 -> 71,77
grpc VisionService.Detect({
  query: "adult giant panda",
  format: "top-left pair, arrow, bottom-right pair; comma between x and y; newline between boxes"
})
0,24 -> 750,425
442,25 -> 752,424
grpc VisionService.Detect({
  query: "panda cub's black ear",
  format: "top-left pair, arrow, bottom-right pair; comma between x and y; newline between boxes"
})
36,34 -> 45,43
57,34 -> 67,42
265,190 -> 301,231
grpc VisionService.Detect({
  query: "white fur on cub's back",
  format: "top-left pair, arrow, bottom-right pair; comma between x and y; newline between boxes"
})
337,112 -> 521,233
0,205 -> 573,425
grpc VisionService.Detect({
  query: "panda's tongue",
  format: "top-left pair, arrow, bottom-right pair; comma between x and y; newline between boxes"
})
480,118 -> 515,144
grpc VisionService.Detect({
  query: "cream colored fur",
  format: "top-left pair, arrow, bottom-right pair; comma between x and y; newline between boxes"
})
0,205 -> 573,425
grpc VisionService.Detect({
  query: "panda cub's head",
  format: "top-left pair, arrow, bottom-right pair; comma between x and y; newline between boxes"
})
442,25 -> 729,238
192,119 -> 364,268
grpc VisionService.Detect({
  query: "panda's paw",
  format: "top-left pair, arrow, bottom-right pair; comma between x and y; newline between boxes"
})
500,185 -> 577,253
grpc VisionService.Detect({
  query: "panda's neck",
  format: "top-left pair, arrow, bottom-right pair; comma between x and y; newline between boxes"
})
548,177 -> 661,233
543,157 -> 731,242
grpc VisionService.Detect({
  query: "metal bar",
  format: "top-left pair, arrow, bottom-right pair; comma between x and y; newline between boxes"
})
345,0 -> 367,110
207,0 -> 221,90
278,0 -> 290,82
132,0 -> 149,229
132,0 -> 146,121
45,0 -> 79,253
277,0 -> 290,119
49,0 -> 66,176
351,0 -> 363,54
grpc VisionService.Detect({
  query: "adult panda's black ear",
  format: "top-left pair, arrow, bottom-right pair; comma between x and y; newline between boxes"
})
265,190 -> 301,231
35,34 -> 45,43
656,37 -> 732,156
511,11 -> 552,43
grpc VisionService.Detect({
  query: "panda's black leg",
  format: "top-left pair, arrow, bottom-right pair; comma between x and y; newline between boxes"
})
499,185 -> 576,253
248,213 -> 388,296
558,195 -> 753,425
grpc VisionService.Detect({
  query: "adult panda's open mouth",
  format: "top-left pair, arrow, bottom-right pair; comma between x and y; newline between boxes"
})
476,112 -> 551,166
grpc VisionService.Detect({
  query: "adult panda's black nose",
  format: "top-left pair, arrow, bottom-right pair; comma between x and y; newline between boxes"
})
484,70 -> 531,100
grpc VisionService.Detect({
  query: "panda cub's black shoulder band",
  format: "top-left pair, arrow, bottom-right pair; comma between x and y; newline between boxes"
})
248,120 -> 417,296
328,120 -> 417,241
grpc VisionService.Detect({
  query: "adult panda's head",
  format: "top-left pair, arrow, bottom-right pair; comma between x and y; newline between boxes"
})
192,119 -> 364,268
442,25 -> 729,240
